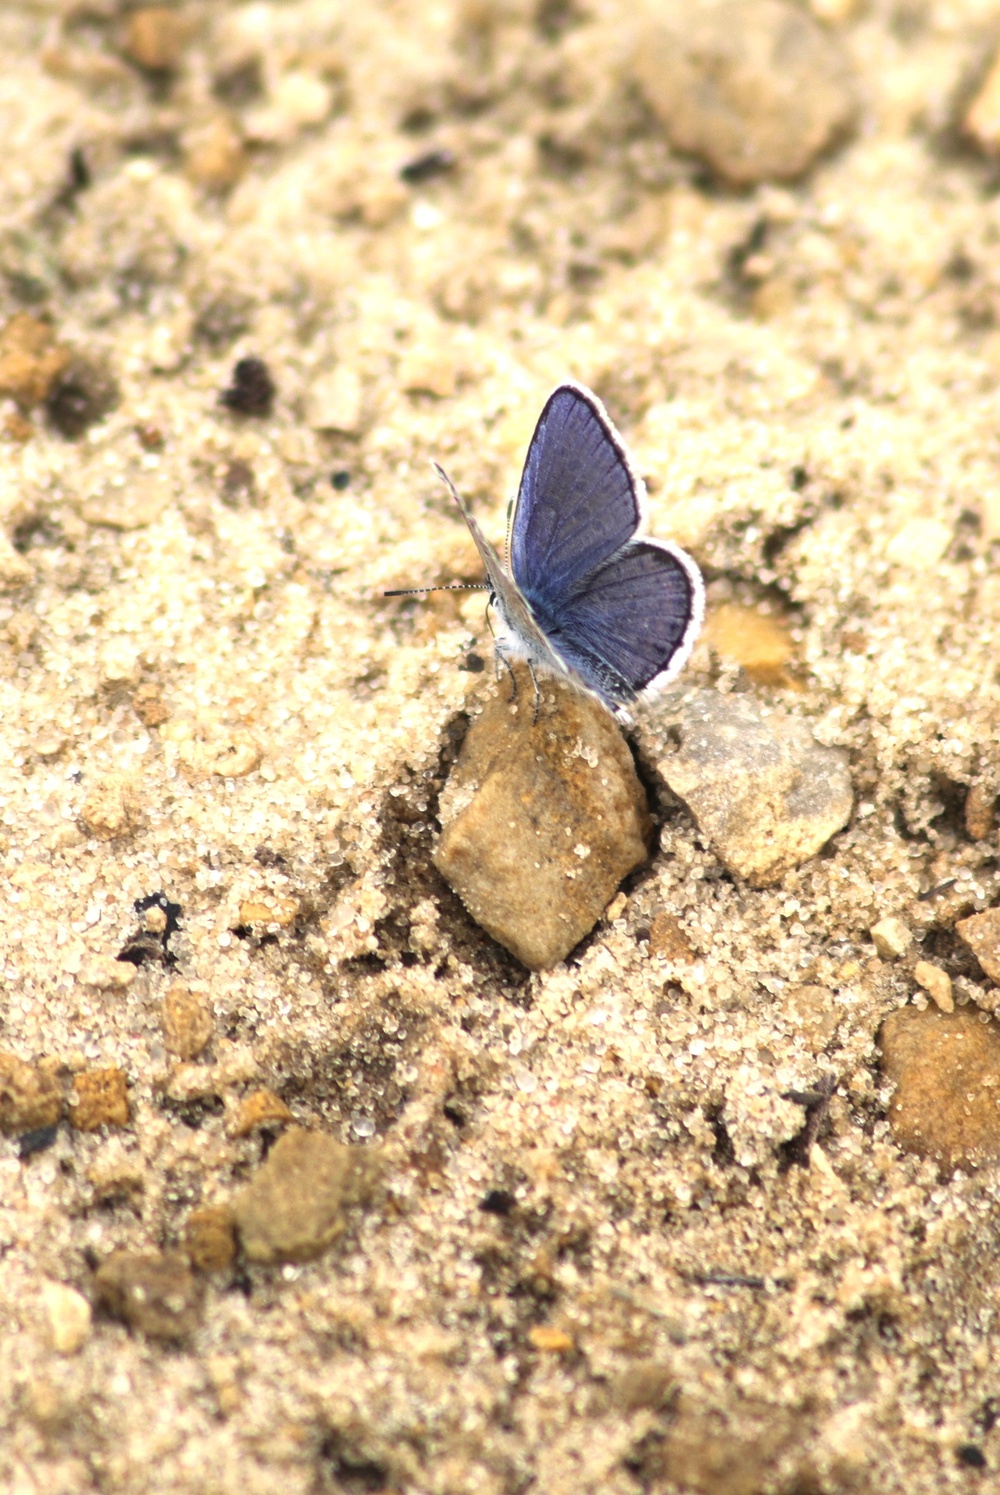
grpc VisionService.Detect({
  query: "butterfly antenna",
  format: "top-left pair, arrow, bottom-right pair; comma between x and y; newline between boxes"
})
384,583 -> 489,596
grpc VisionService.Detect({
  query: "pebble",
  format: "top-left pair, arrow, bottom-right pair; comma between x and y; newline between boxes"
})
305,366 -> 365,434
704,603 -> 798,688
41,1280 -> 92,1356
433,668 -> 651,970
95,1249 -> 203,1341
78,955 -> 137,991
183,1204 -> 237,1272
647,910 -> 696,961
955,908 -> 1000,985
182,115 -> 247,193
649,689 -> 853,888
782,984 -> 842,1050
0,534 -> 34,590
884,516 -> 952,570
0,313 -> 69,409
123,7 -> 186,72
881,1007 -> 1000,1165
913,960 -> 954,1013
45,354 -> 119,439
0,1052 -> 63,1134
633,0 -> 857,187
226,1088 -> 293,1138
237,895 -> 301,929
81,473 -> 172,531
527,1326 -> 574,1353
79,774 -> 143,841
964,50 -> 1000,155
231,1126 -> 377,1264
132,682 -> 170,728
221,356 -> 275,418
964,781 -> 997,842
68,1068 -> 129,1131
161,985 -> 214,1060
869,916 -> 913,960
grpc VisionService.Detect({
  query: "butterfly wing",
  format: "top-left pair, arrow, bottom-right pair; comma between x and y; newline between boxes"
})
510,383 -> 643,601
535,539 -> 704,706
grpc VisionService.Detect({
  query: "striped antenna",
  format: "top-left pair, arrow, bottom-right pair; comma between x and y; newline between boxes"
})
384,582 -> 488,596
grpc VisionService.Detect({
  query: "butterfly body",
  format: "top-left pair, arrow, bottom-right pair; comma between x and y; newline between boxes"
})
446,382 -> 704,715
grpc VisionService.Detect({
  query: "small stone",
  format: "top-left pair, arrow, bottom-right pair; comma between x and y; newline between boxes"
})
78,955 -> 137,991
527,1326 -> 574,1353
132,682 -> 170,728
183,1204 -> 237,1272
0,312 -> 69,409
0,533 -> 34,590
79,774 -> 143,841
955,908 -> 1000,985
41,1281 -> 92,1355
870,916 -> 913,960
182,115 -> 246,192
965,781 -> 998,842
81,473 -> 171,530
649,689 -> 853,888
305,366 -> 365,434
231,1126 -> 376,1264
647,910 -> 696,961
68,1068 -> 129,1131
123,7 -> 186,72
434,668 -> 651,970
884,516 -> 953,570
614,1361 -> 677,1412
398,340 -> 460,399
808,0 -> 858,18
913,960 -> 954,1013
46,354 -> 119,439
881,1006 -> 1000,1165
0,1052 -> 63,1134
95,1249 -> 203,1341
220,356 -> 275,417
226,1088 -> 293,1138
705,604 -> 798,687
237,895 -> 300,929
782,984 -> 841,1049
964,50 -> 1000,155
162,986 -> 213,1060
633,0 -> 857,187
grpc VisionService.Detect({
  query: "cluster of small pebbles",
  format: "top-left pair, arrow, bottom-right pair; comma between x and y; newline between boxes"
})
1,2 -> 1000,1493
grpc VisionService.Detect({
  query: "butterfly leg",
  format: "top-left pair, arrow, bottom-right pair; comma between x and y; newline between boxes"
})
526,658 -> 542,723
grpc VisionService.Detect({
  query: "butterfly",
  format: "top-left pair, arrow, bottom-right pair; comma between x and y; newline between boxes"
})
389,382 -> 704,716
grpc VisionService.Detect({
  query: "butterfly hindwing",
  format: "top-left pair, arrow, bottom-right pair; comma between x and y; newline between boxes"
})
536,540 -> 703,704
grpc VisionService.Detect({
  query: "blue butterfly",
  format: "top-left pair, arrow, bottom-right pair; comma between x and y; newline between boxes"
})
392,382 -> 704,716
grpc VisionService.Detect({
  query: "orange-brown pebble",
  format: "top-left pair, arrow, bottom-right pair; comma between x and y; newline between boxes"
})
965,52 -> 1000,155
964,781 -> 997,841
183,115 -> 246,191
881,1006 -> 1000,1165
183,1204 -> 237,1271
227,1088 -> 293,1138
955,907 -> 1000,985
123,7 -> 186,72
132,682 -> 170,728
68,1068 -> 129,1131
705,603 -> 799,687
78,774 -> 143,841
647,910 -> 696,962
0,1052 -> 63,1134
162,986 -> 213,1060
0,313 -> 69,409
527,1326 -> 575,1353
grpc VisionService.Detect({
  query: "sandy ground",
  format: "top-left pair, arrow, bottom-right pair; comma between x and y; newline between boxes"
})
2,1 -> 1000,1491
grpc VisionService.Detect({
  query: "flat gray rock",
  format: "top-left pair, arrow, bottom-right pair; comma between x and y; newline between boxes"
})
647,688 -> 853,886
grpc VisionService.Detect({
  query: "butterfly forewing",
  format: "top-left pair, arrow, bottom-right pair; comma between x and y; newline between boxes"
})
511,385 -> 642,600
539,541 -> 702,704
